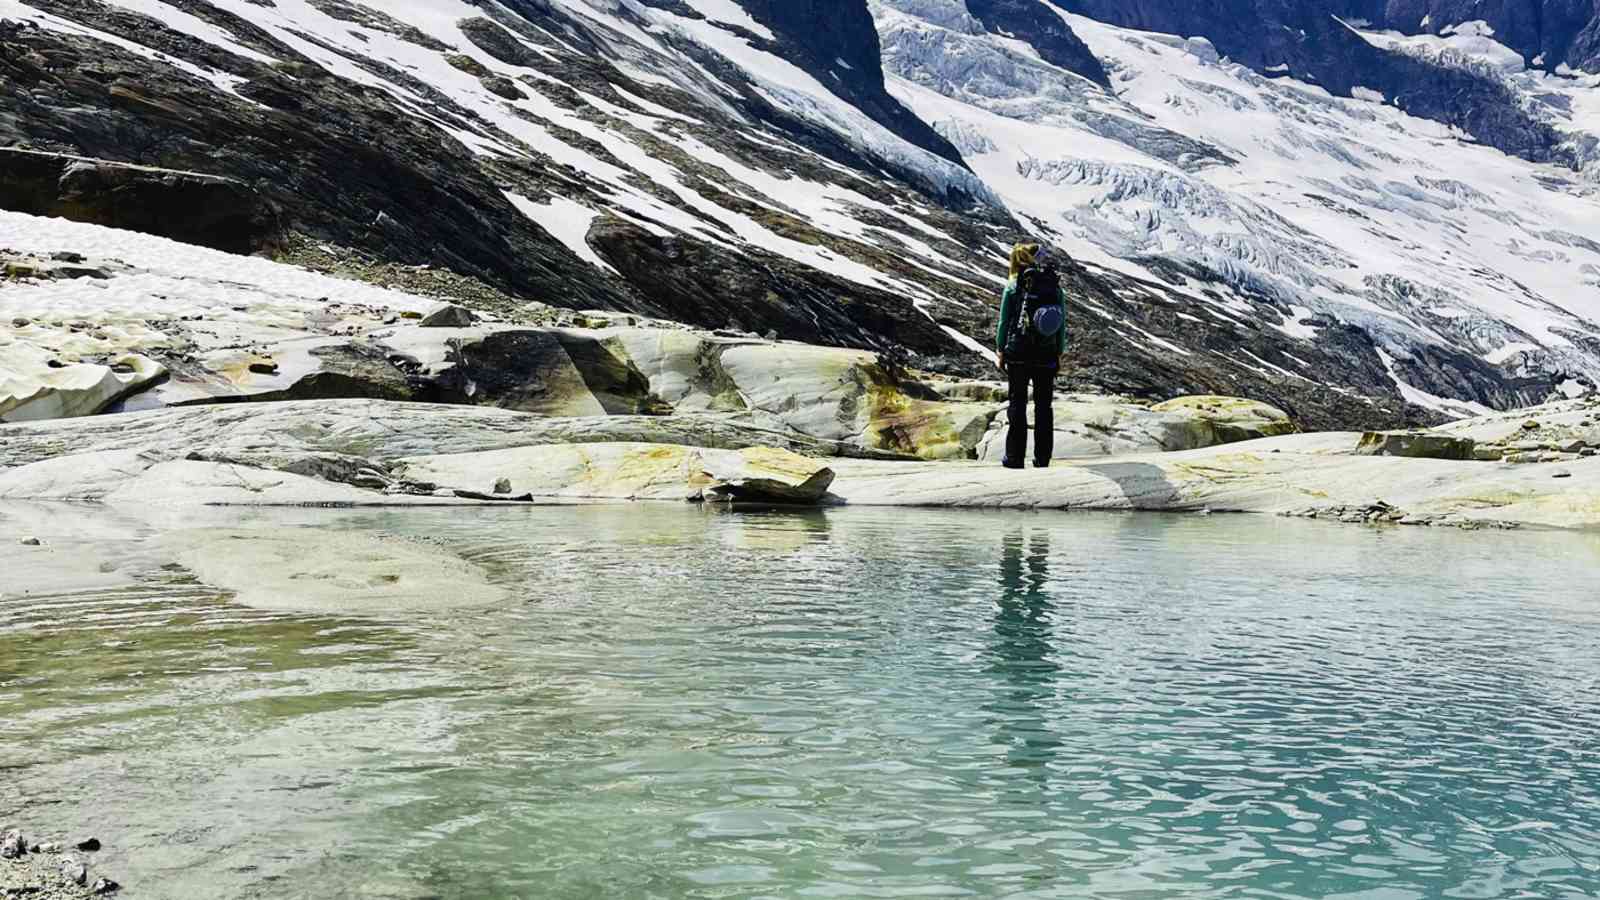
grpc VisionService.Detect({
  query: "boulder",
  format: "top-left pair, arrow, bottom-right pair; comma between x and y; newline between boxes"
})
1148,396 -> 1297,445
616,333 -> 991,459
0,149 -> 283,253
1354,431 -> 1477,460
417,304 -> 475,328
391,443 -> 836,503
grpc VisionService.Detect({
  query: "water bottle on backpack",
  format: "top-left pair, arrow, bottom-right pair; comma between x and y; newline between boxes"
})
1005,252 -> 1065,368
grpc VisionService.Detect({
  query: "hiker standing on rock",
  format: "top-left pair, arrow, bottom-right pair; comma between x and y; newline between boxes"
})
996,242 -> 1067,469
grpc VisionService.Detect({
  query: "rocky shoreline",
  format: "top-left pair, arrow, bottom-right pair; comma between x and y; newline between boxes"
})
2,395 -> 1597,531
1,830 -> 117,899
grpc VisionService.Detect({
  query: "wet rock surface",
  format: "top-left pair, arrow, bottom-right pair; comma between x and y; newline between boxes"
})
1,397 -> 1598,530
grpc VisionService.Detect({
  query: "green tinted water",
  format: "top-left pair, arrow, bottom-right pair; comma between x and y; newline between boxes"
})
4,506 -> 1600,898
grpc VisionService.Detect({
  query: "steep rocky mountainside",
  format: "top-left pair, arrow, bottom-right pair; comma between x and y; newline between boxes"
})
1,0 -> 1597,430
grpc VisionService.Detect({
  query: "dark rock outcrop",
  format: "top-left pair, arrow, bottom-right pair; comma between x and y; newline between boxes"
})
0,149 -> 282,253
964,0 -> 1110,84
1382,0 -> 1600,72
1055,0 -> 1594,165
587,219 -> 960,354
0,3 -> 627,308
735,0 -> 969,166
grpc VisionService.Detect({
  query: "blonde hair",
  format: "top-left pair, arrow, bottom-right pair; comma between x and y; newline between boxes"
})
1008,242 -> 1040,280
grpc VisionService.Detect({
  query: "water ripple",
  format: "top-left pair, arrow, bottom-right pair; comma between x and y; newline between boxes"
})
5,506 -> 1600,897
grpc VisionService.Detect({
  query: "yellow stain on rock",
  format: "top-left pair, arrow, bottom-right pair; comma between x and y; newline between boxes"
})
738,446 -> 830,480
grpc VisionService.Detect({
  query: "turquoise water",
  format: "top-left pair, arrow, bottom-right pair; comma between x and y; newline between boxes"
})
5,506 -> 1600,898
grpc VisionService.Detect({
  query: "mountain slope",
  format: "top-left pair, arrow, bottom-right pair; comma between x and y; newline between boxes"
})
1,0 -> 1597,429
877,0 -> 1600,415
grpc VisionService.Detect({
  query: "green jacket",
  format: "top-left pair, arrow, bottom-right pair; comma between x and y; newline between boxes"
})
996,278 -> 1068,356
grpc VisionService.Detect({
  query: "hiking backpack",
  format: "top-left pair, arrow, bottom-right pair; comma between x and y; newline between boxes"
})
1005,264 -> 1064,364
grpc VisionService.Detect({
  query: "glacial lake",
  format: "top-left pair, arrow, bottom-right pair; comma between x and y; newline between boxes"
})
4,504 -> 1600,898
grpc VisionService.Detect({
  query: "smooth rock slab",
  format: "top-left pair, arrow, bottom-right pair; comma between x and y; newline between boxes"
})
0,349 -> 166,423
393,443 -> 836,503
827,433 -> 1600,530
0,400 -> 865,471
976,394 -> 1296,461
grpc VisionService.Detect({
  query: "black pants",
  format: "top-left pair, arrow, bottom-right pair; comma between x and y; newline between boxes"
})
1005,364 -> 1055,466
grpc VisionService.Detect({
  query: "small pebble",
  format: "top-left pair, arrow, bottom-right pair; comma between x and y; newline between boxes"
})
19,537 -> 41,546
1553,471 -> 1573,479
74,838 -> 100,853
91,877 -> 120,895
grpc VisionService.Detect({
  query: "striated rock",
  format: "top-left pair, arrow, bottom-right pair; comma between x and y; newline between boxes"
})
0,400 -> 877,475
0,149 -> 282,254
1354,430 -> 1477,460
0,351 -> 167,423
1,830 -> 24,859
391,443 -> 836,504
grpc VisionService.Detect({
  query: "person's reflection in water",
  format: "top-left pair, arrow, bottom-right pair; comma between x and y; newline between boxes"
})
988,526 -> 1064,796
